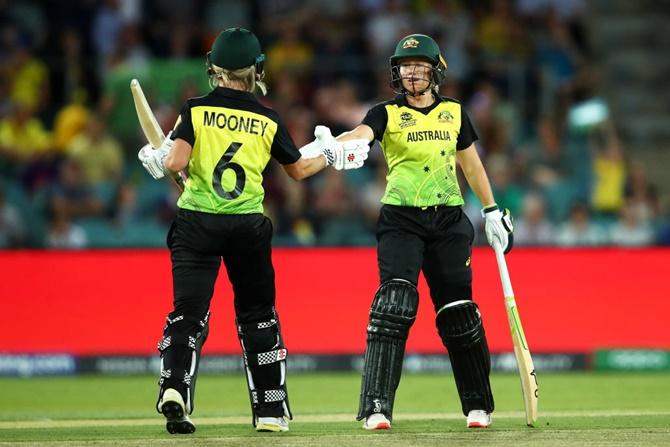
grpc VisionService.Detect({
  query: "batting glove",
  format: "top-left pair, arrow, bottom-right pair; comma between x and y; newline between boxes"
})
314,125 -> 370,170
138,133 -> 173,179
482,204 -> 514,254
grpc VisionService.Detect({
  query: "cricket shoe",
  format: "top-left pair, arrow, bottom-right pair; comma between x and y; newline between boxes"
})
466,410 -> 492,428
363,413 -> 391,430
160,388 -> 196,434
256,416 -> 290,432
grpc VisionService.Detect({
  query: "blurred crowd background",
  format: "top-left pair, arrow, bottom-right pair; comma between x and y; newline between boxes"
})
1,0 -> 669,249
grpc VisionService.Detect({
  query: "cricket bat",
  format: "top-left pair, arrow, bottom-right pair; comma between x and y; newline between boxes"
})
130,79 -> 186,190
493,242 -> 538,426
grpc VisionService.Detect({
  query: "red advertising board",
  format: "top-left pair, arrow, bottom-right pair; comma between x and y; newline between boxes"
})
2,248 -> 668,355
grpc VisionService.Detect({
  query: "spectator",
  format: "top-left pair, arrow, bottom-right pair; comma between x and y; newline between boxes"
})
314,169 -> 369,245
48,159 -> 104,221
514,192 -> 555,245
624,161 -> 660,224
92,0 -> 124,75
556,202 -> 607,246
52,88 -> 90,153
109,23 -> 150,74
486,153 -> 523,216
265,24 -> 314,81
0,189 -> 25,248
311,16 -> 368,86
364,0 -> 412,63
329,80 -> 369,130
46,209 -> 87,249
0,101 -> 55,192
535,10 -> 582,116
520,117 -> 575,221
475,0 -> 515,64
609,201 -> 654,247
0,101 -> 51,163
66,113 -> 123,185
590,125 -> 625,216
108,183 -> 141,226
6,40 -> 49,112
418,0 -> 474,81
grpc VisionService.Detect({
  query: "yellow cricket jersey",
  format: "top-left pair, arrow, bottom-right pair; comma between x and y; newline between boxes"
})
172,88 -> 301,214
362,95 -> 478,208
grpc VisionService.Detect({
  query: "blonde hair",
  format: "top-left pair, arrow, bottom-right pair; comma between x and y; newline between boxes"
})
210,64 -> 268,96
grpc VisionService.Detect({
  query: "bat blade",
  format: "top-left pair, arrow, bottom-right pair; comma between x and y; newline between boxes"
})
494,244 -> 539,427
130,79 -> 185,190
505,294 -> 539,426
130,79 -> 165,149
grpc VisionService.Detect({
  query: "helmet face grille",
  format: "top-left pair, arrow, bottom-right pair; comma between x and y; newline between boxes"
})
389,61 -> 446,95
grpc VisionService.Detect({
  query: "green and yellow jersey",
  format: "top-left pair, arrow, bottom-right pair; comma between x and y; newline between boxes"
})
362,95 -> 478,207
172,87 -> 300,214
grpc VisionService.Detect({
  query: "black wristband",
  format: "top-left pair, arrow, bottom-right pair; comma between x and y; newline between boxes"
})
482,204 -> 499,217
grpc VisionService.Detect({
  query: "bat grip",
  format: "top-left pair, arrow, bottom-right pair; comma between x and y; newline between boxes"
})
493,241 -> 515,297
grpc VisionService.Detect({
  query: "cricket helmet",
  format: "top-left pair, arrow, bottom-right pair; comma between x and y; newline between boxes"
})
389,34 -> 447,94
208,27 -> 265,72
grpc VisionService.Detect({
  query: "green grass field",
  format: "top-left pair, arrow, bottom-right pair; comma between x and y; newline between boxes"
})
2,372 -> 669,446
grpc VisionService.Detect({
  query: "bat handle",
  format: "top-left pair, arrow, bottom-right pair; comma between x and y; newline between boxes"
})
492,241 -> 515,298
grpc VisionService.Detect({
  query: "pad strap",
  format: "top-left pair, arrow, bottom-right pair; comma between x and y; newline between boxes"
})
244,348 -> 288,367
157,335 -> 197,352
252,387 -> 288,404
236,311 -> 292,424
156,311 -> 210,415
238,318 -> 278,334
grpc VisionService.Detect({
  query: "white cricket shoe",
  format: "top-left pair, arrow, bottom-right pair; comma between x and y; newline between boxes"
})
256,416 -> 290,432
466,410 -> 492,428
363,413 -> 392,430
160,388 -> 196,434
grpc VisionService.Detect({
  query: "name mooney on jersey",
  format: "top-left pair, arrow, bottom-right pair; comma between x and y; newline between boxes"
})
203,110 -> 269,136
407,130 -> 451,142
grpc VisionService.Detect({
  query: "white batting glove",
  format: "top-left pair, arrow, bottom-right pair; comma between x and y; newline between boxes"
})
482,204 -> 514,254
314,125 -> 370,170
298,139 -> 323,159
138,133 -> 173,179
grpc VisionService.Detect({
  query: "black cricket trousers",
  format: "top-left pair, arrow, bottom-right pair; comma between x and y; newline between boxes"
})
376,204 -> 475,309
167,208 -> 276,324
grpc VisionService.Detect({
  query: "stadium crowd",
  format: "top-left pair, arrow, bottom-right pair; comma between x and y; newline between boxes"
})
0,0 -> 667,248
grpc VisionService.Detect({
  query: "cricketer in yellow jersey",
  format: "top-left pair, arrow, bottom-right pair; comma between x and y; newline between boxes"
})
137,27 -> 369,435
330,33 -> 514,431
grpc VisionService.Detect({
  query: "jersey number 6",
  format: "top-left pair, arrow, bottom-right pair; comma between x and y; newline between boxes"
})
213,142 -> 246,200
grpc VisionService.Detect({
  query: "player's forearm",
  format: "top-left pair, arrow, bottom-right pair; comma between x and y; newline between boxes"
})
465,168 -> 496,208
164,138 -> 191,172
336,124 -> 374,143
461,159 -> 495,207
284,155 -> 327,180
300,155 -> 327,178
457,145 -> 495,207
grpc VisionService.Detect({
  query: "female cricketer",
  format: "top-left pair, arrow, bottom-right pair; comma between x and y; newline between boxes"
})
328,33 -> 514,430
138,27 -> 368,434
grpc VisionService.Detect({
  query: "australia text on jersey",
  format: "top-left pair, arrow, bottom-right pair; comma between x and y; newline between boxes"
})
406,130 -> 451,142
203,110 -> 269,136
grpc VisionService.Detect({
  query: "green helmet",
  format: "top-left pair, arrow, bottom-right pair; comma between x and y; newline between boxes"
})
208,27 -> 265,70
389,34 -> 447,94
